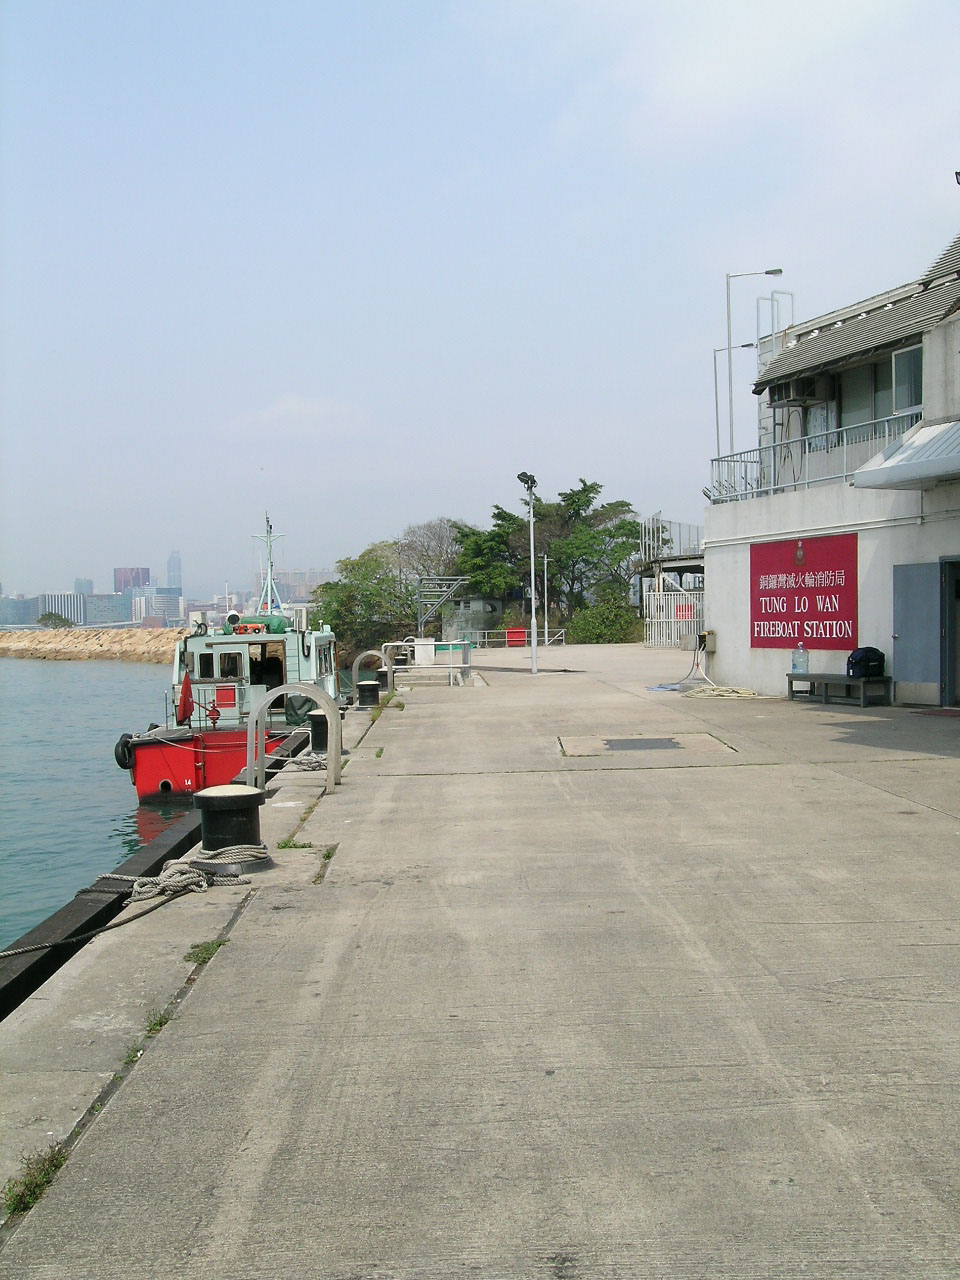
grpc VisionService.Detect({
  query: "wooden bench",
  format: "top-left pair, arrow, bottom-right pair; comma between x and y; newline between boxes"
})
786,671 -> 893,707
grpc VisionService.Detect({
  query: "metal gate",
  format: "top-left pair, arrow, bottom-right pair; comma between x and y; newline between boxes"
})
642,589 -> 704,648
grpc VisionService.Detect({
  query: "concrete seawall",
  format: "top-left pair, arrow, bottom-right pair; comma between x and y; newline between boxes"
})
0,629 -> 185,664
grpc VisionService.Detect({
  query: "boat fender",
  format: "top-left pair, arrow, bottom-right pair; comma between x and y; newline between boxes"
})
114,733 -> 135,770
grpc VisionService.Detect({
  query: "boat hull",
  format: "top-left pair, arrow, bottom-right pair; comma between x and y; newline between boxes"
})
127,729 -> 289,802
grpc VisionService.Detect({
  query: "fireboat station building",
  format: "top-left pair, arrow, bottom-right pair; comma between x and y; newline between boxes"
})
704,233 -> 960,707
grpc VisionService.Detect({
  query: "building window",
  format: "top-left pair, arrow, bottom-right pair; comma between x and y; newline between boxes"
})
839,364 -> 875,428
894,346 -> 922,412
838,347 -> 922,429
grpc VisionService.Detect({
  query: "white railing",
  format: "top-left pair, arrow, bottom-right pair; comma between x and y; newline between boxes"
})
639,515 -> 705,560
708,410 -> 921,502
459,628 -> 566,647
642,590 -> 704,648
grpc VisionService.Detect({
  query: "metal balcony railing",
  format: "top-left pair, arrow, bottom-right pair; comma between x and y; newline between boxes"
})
707,410 -> 921,502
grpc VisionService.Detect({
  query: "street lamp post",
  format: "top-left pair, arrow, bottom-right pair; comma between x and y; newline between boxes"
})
543,554 -> 549,647
517,472 -> 538,675
726,267 -> 782,453
713,343 -> 755,459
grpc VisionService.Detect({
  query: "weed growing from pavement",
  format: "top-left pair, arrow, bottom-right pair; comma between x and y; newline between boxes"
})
123,1044 -> 141,1066
313,844 -> 339,884
277,836 -> 312,849
375,746 -> 384,758
183,939 -> 227,966
3,1143 -> 67,1217
144,1007 -> 168,1036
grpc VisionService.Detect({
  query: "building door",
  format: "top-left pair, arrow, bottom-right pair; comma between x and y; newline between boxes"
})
944,560 -> 960,707
892,562 -> 941,705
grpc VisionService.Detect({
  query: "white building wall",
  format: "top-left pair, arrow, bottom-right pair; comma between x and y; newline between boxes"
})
704,480 -> 960,698
923,318 -> 960,421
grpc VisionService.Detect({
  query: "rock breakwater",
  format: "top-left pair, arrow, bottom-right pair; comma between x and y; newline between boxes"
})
0,629 -> 186,664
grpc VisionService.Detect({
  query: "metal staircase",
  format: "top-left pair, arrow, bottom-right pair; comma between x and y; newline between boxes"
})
416,577 -> 469,634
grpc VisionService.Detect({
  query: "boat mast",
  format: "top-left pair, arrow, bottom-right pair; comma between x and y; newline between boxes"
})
254,512 -> 285,615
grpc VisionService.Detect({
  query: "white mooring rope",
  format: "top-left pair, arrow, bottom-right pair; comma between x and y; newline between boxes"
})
0,845 -> 270,958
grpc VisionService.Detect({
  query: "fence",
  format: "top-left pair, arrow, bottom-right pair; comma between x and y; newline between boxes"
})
709,410 -> 920,502
642,589 -> 704,648
458,629 -> 566,648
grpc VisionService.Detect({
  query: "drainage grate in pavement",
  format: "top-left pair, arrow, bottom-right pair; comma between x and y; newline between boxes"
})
558,733 -> 735,757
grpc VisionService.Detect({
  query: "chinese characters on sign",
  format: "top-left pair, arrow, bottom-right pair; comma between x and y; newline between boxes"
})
750,534 -> 858,650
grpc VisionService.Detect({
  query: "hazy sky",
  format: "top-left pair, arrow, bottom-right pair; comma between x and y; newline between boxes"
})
2,0 -> 958,598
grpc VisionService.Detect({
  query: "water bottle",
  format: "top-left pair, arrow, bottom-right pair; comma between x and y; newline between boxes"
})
791,642 -> 808,675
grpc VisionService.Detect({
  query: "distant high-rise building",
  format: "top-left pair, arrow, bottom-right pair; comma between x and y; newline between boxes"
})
167,551 -> 182,591
114,567 -> 150,593
273,569 -> 333,600
84,594 -> 130,624
132,586 -> 183,625
0,596 -> 40,625
39,593 -> 86,625
74,578 -> 94,596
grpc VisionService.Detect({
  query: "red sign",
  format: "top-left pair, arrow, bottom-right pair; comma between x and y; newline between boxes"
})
750,533 -> 858,649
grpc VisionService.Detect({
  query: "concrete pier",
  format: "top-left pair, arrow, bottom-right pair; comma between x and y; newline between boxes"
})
2,644 -> 960,1277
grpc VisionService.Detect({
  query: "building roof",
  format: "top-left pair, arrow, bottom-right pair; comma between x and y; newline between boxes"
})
853,418 -> 960,490
922,232 -> 960,284
754,232 -> 960,392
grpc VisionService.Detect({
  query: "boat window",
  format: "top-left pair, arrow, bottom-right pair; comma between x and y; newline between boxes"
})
198,653 -> 214,679
219,651 -> 243,680
249,644 -> 266,686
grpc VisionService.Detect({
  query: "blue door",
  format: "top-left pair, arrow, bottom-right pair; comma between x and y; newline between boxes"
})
892,562 -> 941,703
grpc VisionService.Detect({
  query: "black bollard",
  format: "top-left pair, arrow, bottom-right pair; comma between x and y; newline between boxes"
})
377,667 -> 389,690
357,680 -> 380,709
307,709 -> 328,752
194,784 -> 265,853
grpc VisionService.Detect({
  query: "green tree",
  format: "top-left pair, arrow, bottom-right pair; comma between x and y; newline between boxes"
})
309,546 -> 417,665
37,612 -> 74,628
545,481 -> 644,617
567,584 -> 643,645
456,480 -> 644,622
453,505 -> 526,599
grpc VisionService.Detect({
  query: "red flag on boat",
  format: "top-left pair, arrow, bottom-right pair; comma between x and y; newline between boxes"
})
176,671 -> 195,725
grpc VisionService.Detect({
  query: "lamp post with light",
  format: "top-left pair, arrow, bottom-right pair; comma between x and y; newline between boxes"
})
726,267 -> 782,452
713,343 -> 755,459
517,472 -> 538,675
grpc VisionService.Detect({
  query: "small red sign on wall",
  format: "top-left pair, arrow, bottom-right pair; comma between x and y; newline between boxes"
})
750,533 -> 858,649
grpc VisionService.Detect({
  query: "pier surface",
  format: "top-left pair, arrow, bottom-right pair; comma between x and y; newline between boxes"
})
2,644 -> 960,1277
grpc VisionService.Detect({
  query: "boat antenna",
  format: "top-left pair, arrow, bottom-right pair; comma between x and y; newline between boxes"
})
253,512 -> 285,614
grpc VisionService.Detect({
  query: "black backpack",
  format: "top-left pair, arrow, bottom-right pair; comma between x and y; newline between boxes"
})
846,647 -> 885,678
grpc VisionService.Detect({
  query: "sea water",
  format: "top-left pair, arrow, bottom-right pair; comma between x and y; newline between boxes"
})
0,658 -> 186,949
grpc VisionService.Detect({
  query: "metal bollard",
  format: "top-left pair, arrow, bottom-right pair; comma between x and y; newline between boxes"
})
307,709 -> 328,752
194,784 -> 265,853
357,680 -> 380,708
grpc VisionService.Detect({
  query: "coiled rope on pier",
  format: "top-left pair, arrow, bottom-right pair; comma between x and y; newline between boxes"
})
0,845 -> 269,958
121,844 -> 270,899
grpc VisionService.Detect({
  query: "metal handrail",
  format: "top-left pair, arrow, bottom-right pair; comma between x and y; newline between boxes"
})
708,410 -> 921,502
458,628 -> 566,647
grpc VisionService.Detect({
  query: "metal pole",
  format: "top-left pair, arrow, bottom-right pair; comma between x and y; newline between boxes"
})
543,554 -> 549,647
726,273 -> 734,455
517,473 -> 538,674
713,348 -> 721,459
725,268 -> 782,456
528,497 -> 538,674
